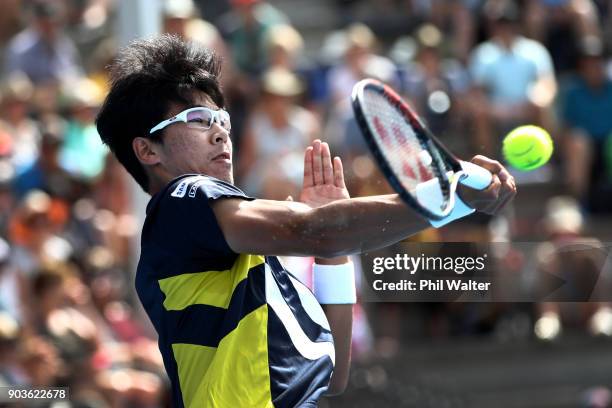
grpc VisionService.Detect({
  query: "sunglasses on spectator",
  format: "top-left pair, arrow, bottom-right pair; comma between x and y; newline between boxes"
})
149,107 -> 231,134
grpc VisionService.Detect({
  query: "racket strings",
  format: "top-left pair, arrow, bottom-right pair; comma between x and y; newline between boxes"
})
361,89 -> 438,193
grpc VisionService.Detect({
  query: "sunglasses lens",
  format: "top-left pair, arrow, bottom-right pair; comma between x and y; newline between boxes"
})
184,108 -> 231,131
186,109 -> 214,128
218,111 -> 231,131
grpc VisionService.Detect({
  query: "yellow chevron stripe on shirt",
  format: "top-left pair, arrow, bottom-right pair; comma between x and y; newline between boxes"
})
172,305 -> 273,408
158,254 -> 265,311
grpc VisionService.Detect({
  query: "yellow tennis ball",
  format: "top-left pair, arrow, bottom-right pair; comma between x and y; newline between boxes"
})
502,125 -> 553,171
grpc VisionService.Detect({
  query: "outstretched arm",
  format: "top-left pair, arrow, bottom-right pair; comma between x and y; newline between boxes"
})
211,190 -> 428,258
212,149 -> 515,258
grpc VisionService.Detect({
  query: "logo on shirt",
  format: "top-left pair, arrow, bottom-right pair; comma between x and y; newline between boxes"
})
170,181 -> 189,198
188,179 -> 208,198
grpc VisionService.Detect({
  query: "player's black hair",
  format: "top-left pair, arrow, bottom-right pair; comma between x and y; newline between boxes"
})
96,34 -> 225,192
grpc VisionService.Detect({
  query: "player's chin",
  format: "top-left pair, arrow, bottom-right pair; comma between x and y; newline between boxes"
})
208,161 -> 234,183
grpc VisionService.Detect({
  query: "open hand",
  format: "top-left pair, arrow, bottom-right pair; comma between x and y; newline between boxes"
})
299,139 -> 350,208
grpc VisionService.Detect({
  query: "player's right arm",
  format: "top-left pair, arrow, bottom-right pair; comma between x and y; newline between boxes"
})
212,153 -> 513,258
211,156 -> 516,258
211,193 -> 429,258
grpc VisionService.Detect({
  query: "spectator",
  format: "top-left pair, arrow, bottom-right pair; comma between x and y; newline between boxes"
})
399,24 -> 471,151
163,0 -> 233,85
4,0 -> 83,85
16,335 -> 63,386
237,67 -> 319,198
218,0 -> 288,78
0,72 -> 40,175
62,0 -> 113,65
217,0 -> 290,153
266,24 -> 304,70
560,38 -> 612,213
413,0 -> 479,63
534,196 -> 612,340
324,23 -> 397,162
525,0 -> 601,75
0,162 -> 15,236
13,114 -> 69,198
468,0 -> 557,155
58,78 -> 108,182
327,23 -> 397,105
0,237 -> 29,328
0,310 -> 20,386
8,190 -> 70,277
265,23 -> 326,114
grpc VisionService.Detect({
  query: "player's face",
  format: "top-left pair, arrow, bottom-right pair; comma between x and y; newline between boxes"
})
157,93 -> 233,184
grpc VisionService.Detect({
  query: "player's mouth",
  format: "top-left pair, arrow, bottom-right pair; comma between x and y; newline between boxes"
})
212,152 -> 231,163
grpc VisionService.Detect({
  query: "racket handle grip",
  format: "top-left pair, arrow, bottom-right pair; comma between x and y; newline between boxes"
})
459,161 -> 493,190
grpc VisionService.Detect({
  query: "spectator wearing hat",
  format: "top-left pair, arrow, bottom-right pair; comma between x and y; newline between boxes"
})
163,0 -> 233,87
8,190 -> 69,279
4,0 -> 83,85
266,24 -> 304,71
237,67 -> 319,199
265,24 -> 328,115
217,0 -> 290,154
327,23 -> 397,106
323,23 -> 398,162
399,24 -> 471,148
58,78 -> 108,183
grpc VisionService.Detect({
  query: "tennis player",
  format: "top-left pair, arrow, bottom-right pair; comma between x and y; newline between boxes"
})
96,35 -> 515,408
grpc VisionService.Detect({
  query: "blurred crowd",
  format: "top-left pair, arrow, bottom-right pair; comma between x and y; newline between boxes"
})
0,0 -> 612,406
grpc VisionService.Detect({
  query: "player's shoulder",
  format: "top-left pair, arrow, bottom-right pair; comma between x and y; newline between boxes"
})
165,174 -> 251,201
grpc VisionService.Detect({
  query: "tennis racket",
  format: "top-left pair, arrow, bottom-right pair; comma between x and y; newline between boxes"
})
351,78 -> 492,221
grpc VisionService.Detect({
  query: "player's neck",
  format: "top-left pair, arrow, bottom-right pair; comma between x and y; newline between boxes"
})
147,171 -> 175,196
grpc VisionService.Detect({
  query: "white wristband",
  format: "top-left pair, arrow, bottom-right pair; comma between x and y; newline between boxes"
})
429,194 -> 474,228
415,177 -> 475,228
312,262 -> 356,304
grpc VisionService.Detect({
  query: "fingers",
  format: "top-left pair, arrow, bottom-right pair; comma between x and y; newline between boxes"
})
333,156 -> 346,189
306,139 -> 347,190
303,146 -> 314,188
485,173 -> 501,201
495,177 -> 517,213
321,142 -> 334,184
471,155 -> 513,183
470,155 -> 504,174
471,154 -> 517,199
312,140 -> 324,185
310,139 -> 339,186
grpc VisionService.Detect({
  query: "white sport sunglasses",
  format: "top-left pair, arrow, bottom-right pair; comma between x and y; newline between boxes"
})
149,106 -> 231,134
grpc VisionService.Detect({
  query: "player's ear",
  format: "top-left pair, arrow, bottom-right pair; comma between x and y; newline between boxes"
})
133,137 -> 161,166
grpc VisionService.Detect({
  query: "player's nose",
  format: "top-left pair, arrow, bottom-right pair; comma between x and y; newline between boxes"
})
209,122 -> 229,145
